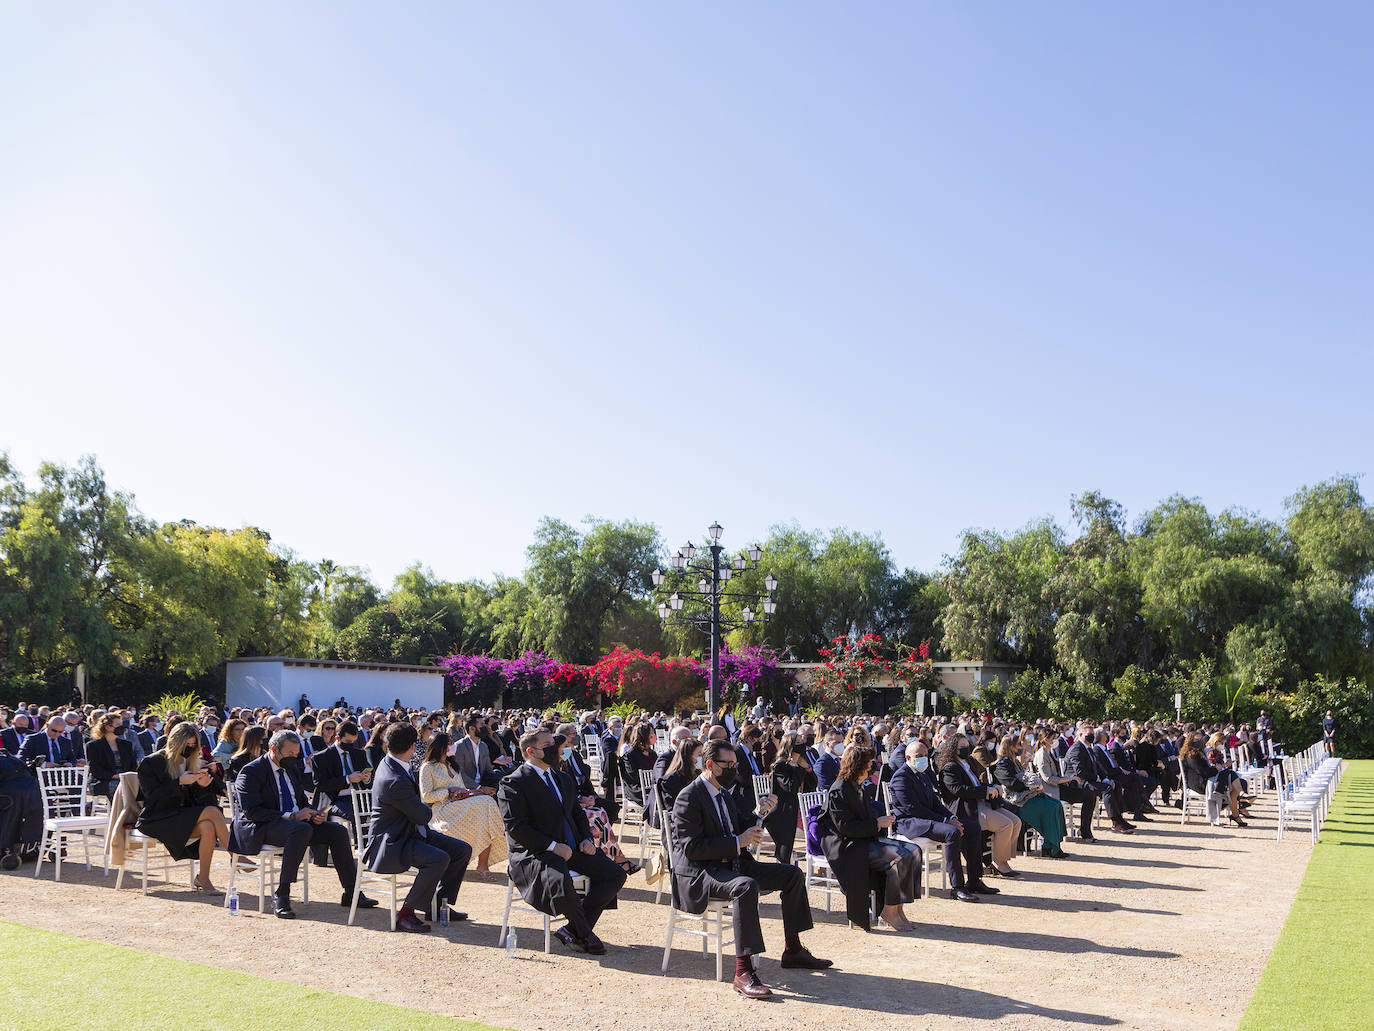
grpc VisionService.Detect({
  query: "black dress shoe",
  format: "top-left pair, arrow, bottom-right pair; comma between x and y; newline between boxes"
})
554,926 -> 586,952
780,946 -> 832,969
396,912 -> 431,933
968,881 -> 1000,895
273,898 -> 296,919
342,892 -> 380,909
993,868 -> 1020,878
582,932 -> 607,956
951,887 -> 979,902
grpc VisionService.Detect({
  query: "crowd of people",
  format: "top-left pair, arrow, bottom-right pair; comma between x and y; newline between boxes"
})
0,694 -> 1286,999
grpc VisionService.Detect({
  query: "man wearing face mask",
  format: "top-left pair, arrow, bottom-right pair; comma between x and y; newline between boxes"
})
815,729 -> 845,793
890,741 -> 984,901
498,730 -> 627,956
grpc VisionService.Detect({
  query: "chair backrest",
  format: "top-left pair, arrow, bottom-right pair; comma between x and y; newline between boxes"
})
752,773 -> 771,800
349,786 -> 377,856
638,769 -> 655,796
879,781 -> 894,812
584,736 -> 601,760
37,765 -> 89,818
654,785 -> 675,867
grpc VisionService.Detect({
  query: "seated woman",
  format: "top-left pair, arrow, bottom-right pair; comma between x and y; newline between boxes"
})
364,721 -> 389,771
821,745 -> 919,932
135,723 -> 230,894
1181,733 -> 1246,826
227,726 -> 268,781
763,733 -> 806,865
211,719 -> 245,765
617,722 -> 657,814
553,735 -> 634,872
418,732 -> 507,878
86,713 -> 136,798
656,738 -> 702,812
991,734 -> 1068,858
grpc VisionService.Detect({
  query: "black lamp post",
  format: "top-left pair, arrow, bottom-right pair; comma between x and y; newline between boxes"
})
650,521 -> 778,715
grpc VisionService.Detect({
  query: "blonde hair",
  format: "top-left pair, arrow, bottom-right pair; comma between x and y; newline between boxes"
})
89,713 -> 117,741
163,723 -> 203,779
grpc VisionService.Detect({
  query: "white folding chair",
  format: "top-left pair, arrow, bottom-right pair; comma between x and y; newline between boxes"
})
1178,757 -> 1216,825
346,787 -> 437,929
798,790 -> 844,913
34,767 -> 106,880
222,790 -> 308,912
636,769 -> 658,863
658,786 -> 734,981
583,734 -> 602,778
498,871 -> 590,953
617,762 -> 646,842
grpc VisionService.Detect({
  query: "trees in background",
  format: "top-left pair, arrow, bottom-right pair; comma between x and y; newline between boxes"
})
2,451 -> 1370,752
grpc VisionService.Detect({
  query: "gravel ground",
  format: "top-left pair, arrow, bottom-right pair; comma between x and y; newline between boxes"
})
1,792 -> 1311,1031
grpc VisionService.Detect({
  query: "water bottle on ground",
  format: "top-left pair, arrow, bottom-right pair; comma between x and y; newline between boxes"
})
439,904 -> 449,927
506,931 -> 518,957
227,889 -> 239,916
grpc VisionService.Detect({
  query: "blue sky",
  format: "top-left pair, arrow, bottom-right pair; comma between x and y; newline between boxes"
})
2,3 -> 1370,587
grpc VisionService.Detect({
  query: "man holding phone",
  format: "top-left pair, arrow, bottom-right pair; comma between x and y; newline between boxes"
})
231,730 -> 376,919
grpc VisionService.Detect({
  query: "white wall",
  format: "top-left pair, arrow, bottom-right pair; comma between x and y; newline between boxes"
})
226,661 -> 285,711
227,663 -> 445,712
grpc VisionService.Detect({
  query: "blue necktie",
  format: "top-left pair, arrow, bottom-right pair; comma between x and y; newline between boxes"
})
545,771 -> 577,848
277,768 -> 293,814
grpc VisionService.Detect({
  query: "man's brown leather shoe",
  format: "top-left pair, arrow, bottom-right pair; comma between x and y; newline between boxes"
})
733,972 -> 772,999
396,912 -> 431,933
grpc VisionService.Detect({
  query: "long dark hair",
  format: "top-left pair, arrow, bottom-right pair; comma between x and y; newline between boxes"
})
773,732 -> 803,773
232,725 -> 267,761
425,731 -> 457,771
933,734 -> 961,772
665,738 -> 702,779
838,745 -> 875,786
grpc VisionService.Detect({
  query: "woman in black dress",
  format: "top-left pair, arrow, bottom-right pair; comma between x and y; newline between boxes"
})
135,723 -> 229,894
763,732 -> 806,865
618,722 -> 657,810
86,713 -> 136,798
227,726 -> 267,781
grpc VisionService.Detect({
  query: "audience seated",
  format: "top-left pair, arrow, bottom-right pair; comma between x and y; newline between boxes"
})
418,732 -> 506,878
936,732 -> 1021,878
890,740 -> 985,900
134,723 -> 229,894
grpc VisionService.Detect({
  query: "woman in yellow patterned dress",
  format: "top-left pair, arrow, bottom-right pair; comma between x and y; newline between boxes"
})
419,732 -> 508,878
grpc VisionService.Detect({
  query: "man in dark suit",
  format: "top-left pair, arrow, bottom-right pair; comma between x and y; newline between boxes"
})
889,741 -> 982,901
0,712 -> 30,756
498,729 -> 626,955
311,721 -> 371,821
452,715 -> 497,789
1108,728 -> 1156,818
363,723 -> 471,933
598,719 -> 622,824
670,738 -> 831,999
1093,729 -> 1140,829
61,712 -> 87,760
18,717 -> 82,773
136,715 -> 158,756
1064,724 -> 1129,835
230,730 -> 376,919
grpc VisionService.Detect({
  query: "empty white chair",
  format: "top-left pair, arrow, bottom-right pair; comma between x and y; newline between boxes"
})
33,766 -> 106,881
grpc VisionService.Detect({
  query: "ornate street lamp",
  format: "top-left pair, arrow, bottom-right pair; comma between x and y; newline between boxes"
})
650,522 -> 778,714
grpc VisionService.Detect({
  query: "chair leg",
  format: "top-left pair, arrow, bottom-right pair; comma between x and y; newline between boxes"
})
499,880 -> 514,946
661,907 -> 675,973
543,913 -> 552,954
389,877 -> 398,931
714,907 -> 723,982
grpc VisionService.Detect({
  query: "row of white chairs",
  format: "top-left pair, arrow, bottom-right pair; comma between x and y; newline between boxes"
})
1275,741 -> 1343,844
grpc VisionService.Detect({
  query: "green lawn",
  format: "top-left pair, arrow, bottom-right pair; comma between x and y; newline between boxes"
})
0,920 -> 508,1031
1240,759 -> 1374,1031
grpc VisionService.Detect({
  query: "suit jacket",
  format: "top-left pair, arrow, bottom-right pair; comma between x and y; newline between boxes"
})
451,736 -> 494,790
18,732 -> 77,771
0,727 -> 24,755
497,762 -> 598,916
670,775 -> 762,915
137,729 -> 157,755
312,742 -> 368,805
86,737 -> 136,788
889,762 -> 956,838
230,754 -> 311,856
565,751 -> 596,798
815,752 -> 841,793
364,755 -> 434,874
938,758 -> 993,822
63,731 -> 86,760
619,747 -> 656,806
1063,740 -> 1104,788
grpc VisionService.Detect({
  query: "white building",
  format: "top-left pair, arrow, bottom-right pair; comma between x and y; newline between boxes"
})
226,657 -> 445,712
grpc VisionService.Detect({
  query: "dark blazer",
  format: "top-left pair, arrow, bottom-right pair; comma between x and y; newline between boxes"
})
1063,739 -> 1104,789
938,758 -> 993,823
819,778 -> 885,930
364,755 -> 433,874
889,762 -> 956,839
815,751 -> 841,793
227,750 -> 262,781
497,762 -> 599,916
619,747 -> 656,806
63,732 -> 86,760
670,775 -> 762,916
135,754 -> 218,825
137,729 -> 157,755
1181,752 -> 1219,794
762,762 -> 805,849
18,733 -> 77,771
85,737 -> 136,790
564,751 -> 596,799
727,744 -> 759,818
312,742 -> 368,805
230,754 -> 310,856
598,732 -> 620,798
0,727 -> 25,755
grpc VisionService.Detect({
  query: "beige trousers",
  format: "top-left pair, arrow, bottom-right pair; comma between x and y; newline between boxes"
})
978,803 -> 1022,866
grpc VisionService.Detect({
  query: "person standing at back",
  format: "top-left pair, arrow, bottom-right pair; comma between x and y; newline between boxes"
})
1322,711 -> 1337,757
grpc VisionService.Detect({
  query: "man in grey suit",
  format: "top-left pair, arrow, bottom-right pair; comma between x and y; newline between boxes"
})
364,723 -> 472,933
453,714 -> 497,789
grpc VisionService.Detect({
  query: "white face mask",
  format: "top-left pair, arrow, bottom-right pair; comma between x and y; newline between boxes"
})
831,743 -> 845,757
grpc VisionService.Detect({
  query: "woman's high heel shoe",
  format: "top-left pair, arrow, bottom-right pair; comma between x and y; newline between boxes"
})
193,876 -> 223,897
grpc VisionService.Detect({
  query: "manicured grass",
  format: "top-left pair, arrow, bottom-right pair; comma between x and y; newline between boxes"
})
0,920 -> 508,1031
1239,759 -> 1374,1031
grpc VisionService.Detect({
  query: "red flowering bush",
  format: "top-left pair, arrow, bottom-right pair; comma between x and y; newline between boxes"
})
808,634 -> 938,709
589,646 -> 705,711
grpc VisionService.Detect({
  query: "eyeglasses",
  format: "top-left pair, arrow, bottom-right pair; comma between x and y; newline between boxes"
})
712,761 -> 737,769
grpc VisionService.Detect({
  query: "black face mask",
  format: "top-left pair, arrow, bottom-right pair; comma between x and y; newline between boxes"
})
282,755 -> 303,769
958,745 -> 972,760
714,765 -> 738,788
110,726 -> 124,737
182,745 -> 197,759
541,744 -> 561,766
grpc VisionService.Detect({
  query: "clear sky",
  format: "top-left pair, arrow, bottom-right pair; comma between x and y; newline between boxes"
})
2,3 -> 1370,587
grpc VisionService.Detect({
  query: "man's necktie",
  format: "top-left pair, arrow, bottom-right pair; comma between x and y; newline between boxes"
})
277,768 -> 293,815
341,748 -> 352,776
48,737 -> 57,763
545,771 -> 577,848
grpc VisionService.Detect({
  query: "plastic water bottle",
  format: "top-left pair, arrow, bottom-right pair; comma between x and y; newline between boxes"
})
506,930 -> 518,957
227,889 -> 239,916
439,904 -> 449,927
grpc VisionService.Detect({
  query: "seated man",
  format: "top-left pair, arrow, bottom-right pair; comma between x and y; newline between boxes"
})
364,723 -> 471,933
311,720 -> 372,823
671,739 -> 832,1000
18,716 -> 83,774
889,740 -> 983,901
0,751 -> 43,869
231,730 -> 377,919
498,729 -> 627,956
814,728 -> 843,792
1064,724 -> 1130,835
